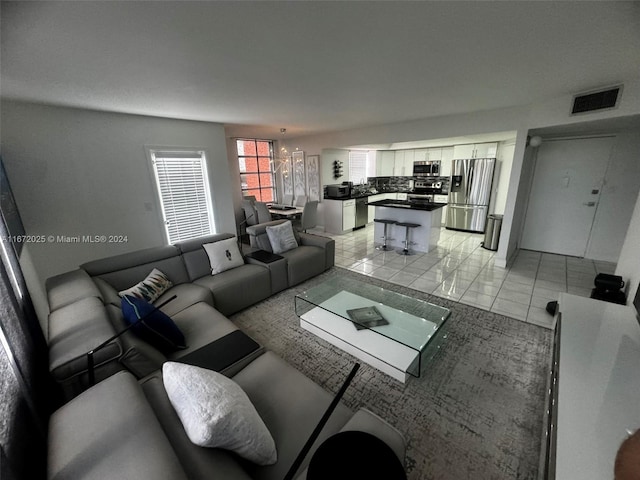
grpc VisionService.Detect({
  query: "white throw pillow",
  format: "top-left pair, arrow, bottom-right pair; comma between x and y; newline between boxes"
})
162,362 -> 277,465
118,268 -> 173,303
266,221 -> 299,254
202,238 -> 245,274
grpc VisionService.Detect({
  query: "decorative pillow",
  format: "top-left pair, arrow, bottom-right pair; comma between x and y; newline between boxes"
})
266,221 -> 299,254
202,238 -> 245,274
162,362 -> 277,465
121,296 -> 187,353
118,268 -> 173,303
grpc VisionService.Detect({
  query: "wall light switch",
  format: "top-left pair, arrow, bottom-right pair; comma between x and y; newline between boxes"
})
563,176 -> 570,188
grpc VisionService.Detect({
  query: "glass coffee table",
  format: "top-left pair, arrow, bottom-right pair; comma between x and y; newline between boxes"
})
295,276 -> 451,383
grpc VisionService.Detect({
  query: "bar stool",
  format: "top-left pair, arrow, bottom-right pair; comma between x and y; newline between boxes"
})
396,222 -> 421,255
373,218 -> 396,251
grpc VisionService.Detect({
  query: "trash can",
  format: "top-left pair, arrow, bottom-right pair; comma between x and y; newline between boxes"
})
482,214 -> 503,251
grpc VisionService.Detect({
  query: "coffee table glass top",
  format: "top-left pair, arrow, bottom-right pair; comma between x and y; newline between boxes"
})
295,276 -> 451,378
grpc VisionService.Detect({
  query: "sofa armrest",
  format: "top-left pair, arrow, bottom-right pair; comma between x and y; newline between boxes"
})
299,233 -> 335,269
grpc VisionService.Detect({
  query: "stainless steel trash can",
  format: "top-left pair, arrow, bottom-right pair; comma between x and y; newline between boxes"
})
482,214 -> 503,251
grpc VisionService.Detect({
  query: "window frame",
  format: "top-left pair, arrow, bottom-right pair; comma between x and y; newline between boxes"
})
236,138 -> 276,202
146,147 -> 216,244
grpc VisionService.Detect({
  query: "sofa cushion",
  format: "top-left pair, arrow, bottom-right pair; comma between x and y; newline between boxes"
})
176,233 -> 235,281
140,373 -> 254,480
48,296 -> 122,382
193,264 -> 271,316
203,237 -> 245,274
232,352 -> 353,480
118,268 -> 173,303
266,221 -> 299,254
279,246 -> 326,287
154,283 -> 214,316
163,362 -> 277,466
81,245 -> 190,291
121,296 -> 187,353
48,371 -> 188,480
45,268 -> 103,312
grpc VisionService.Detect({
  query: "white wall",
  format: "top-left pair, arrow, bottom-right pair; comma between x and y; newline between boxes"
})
1,100 -> 234,321
492,140 -> 516,215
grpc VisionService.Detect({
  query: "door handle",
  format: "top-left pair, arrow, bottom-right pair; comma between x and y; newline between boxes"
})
583,202 -> 596,207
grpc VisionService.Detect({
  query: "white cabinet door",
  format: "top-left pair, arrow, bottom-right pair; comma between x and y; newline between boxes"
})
440,147 -> 454,177
393,151 -> 405,176
426,148 -> 442,161
474,142 -> 498,158
414,149 -> 427,163
403,150 -> 415,176
367,194 -> 384,222
453,144 -> 475,159
377,151 -> 394,176
343,200 -> 356,230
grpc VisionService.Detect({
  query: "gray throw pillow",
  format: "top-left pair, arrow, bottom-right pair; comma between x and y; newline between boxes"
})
266,221 -> 299,254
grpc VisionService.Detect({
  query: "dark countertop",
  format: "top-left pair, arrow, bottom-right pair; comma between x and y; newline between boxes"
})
368,199 -> 446,211
324,191 -> 411,201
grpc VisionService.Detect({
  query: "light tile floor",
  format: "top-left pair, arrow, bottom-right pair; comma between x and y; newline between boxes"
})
309,224 -> 616,329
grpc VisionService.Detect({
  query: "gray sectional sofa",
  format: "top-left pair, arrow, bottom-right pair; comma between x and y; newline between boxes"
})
46,230 -> 334,398
44,226 -> 407,479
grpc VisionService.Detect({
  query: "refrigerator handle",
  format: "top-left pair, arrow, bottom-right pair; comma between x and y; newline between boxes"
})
466,161 -> 474,200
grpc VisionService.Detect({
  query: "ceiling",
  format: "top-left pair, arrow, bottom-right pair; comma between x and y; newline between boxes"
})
2,1 -> 639,141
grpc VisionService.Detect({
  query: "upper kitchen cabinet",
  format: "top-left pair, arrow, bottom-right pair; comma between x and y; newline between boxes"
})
394,150 -> 414,176
453,142 -> 498,159
375,150 -> 395,176
414,149 -> 427,162
440,147 -> 454,177
426,148 -> 443,161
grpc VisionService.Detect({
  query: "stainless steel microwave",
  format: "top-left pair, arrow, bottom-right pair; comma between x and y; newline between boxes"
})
413,161 -> 440,177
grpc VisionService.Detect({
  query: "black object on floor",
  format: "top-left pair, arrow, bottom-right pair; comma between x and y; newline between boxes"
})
307,430 -> 407,480
176,330 -> 261,371
590,288 -> 627,305
545,301 -> 559,316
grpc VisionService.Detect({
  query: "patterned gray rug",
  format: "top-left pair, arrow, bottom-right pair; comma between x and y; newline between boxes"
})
231,267 -> 553,479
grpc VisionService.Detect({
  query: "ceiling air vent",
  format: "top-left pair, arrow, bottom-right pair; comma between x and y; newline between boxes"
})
571,85 -> 622,115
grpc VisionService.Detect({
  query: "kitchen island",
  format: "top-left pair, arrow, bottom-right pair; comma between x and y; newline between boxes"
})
368,199 -> 446,253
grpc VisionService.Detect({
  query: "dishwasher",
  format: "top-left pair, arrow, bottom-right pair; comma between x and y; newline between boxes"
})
355,197 -> 368,230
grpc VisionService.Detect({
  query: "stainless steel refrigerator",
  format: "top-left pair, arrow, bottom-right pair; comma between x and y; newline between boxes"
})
446,158 -> 495,233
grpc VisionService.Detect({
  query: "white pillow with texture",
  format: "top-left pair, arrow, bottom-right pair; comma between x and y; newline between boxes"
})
202,238 -> 244,274
266,221 -> 298,254
118,268 -> 173,303
163,362 -> 277,465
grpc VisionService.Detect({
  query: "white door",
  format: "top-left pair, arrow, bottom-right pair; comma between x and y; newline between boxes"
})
520,137 -> 614,257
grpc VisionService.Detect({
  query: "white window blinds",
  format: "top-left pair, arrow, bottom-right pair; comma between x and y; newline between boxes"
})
151,151 -> 215,243
349,150 -> 368,183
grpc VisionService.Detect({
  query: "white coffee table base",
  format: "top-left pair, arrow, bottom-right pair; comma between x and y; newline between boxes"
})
300,306 -> 419,383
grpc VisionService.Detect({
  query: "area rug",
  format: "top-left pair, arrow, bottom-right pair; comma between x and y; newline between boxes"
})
231,267 -> 553,480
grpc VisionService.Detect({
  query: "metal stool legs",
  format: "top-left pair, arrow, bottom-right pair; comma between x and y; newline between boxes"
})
373,219 -> 396,251
396,222 -> 421,255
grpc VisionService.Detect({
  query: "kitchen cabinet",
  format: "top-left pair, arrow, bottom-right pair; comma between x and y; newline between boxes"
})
426,148 -> 442,161
367,194 -> 385,222
414,149 -> 427,163
323,198 -> 356,234
440,147 -> 454,177
394,150 -> 414,176
375,151 -> 395,176
453,142 -> 498,159
342,199 -> 356,230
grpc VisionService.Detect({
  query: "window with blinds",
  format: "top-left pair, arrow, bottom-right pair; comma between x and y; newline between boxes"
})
150,150 -> 215,243
349,150 -> 368,183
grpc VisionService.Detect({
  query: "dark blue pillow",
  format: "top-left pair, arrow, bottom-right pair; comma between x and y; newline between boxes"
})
121,295 -> 187,353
